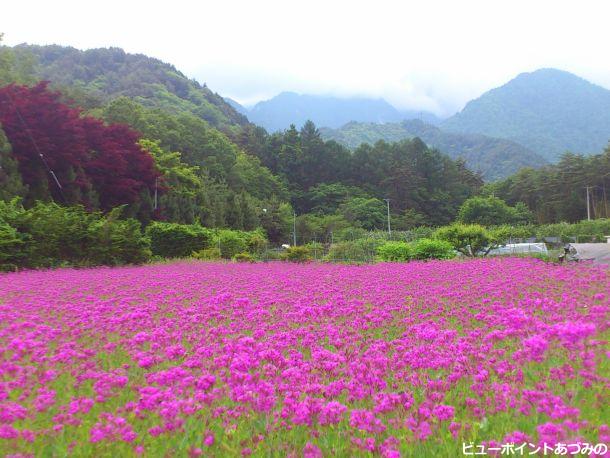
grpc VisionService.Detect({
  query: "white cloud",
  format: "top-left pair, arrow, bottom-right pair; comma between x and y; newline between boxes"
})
3,0 -> 610,116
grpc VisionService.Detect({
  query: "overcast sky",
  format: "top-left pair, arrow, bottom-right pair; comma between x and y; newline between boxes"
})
3,0 -> 609,116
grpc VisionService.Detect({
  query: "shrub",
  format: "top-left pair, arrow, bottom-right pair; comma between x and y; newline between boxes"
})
0,220 -> 26,267
412,238 -> 455,260
280,246 -> 311,262
377,241 -> 413,262
325,239 -> 381,263
233,252 -> 256,263
192,247 -> 222,261
87,209 -> 151,265
146,222 -> 211,258
215,230 -> 248,259
303,241 -> 324,259
0,200 -> 150,268
245,231 -> 268,256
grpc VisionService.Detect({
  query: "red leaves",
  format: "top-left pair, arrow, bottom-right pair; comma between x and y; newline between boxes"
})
0,82 -> 159,211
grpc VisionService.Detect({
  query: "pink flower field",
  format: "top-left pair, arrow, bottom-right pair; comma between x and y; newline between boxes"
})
0,258 -> 608,457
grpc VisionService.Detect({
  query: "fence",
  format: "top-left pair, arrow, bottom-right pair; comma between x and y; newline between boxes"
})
253,232 -> 609,264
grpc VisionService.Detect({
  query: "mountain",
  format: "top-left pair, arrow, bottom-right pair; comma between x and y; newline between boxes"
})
320,119 -> 547,181
243,92 -> 440,131
11,44 -> 249,131
442,68 -> 610,161
224,97 -> 249,116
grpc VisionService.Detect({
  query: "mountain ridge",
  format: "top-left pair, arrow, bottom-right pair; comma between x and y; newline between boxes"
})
11,44 -> 249,131
238,91 -> 441,132
441,68 -> 610,160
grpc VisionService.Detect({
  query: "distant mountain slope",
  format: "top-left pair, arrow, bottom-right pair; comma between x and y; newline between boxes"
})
320,119 -> 547,181
12,44 -> 249,130
224,97 -> 249,116
442,68 -> 610,160
244,92 -> 440,131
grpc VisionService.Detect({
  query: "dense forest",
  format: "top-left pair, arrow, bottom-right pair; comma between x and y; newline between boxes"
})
1,39 -> 609,252
320,119 -> 547,180
487,147 -> 610,223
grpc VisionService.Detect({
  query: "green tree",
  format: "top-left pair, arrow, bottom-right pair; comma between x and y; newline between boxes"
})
338,197 -> 386,230
457,196 -> 534,226
0,126 -> 27,201
139,139 -> 202,224
434,223 -> 498,257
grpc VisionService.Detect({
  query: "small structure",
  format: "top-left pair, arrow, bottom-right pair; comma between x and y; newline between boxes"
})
487,243 -> 548,256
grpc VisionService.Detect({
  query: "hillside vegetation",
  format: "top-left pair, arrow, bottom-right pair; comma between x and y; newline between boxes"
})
442,68 -> 610,160
12,44 -> 248,132
320,119 -> 547,180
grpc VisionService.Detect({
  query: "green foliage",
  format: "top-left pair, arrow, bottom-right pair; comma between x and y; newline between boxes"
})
246,231 -> 268,256
146,222 -> 211,258
214,230 -> 247,259
12,44 -> 247,130
0,125 -> 27,201
533,218 -> 610,240
412,238 -> 456,260
0,200 -> 149,268
434,223 -> 497,257
228,152 -> 289,201
325,238 -> 381,263
441,68 -> 610,161
457,196 -> 534,226
259,201 -> 293,244
0,220 -> 25,270
139,139 -> 202,224
294,213 -> 350,244
85,208 -> 151,265
377,241 -> 413,262
0,36 -> 37,86
338,197 -> 386,230
191,247 -> 222,261
377,238 -> 455,262
280,246 -> 311,262
298,182 -> 368,214
232,252 -> 256,263
488,147 -> 610,223
320,119 -> 546,181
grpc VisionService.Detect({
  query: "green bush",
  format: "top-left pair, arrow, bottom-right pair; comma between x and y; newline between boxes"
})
233,252 -> 256,263
87,209 -> 151,265
245,230 -> 268,256
0,220 -> 26,267
0,200 -> 150,268
412,238 -> 456,260
146,222 -> 211,258
303,241 -> 324,259
192,247 -> 222,260
325,239 -> 381,263
215,230 -> 248,259
280,246 -> 311,262
377,241 -> 413,262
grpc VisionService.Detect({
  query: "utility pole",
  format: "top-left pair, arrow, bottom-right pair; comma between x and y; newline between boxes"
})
293,212 -> 297,246
585,186 -> 592,221
383,199 -> 391,236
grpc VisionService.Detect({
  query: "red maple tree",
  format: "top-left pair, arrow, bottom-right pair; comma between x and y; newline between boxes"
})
0,82 -> 159,211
